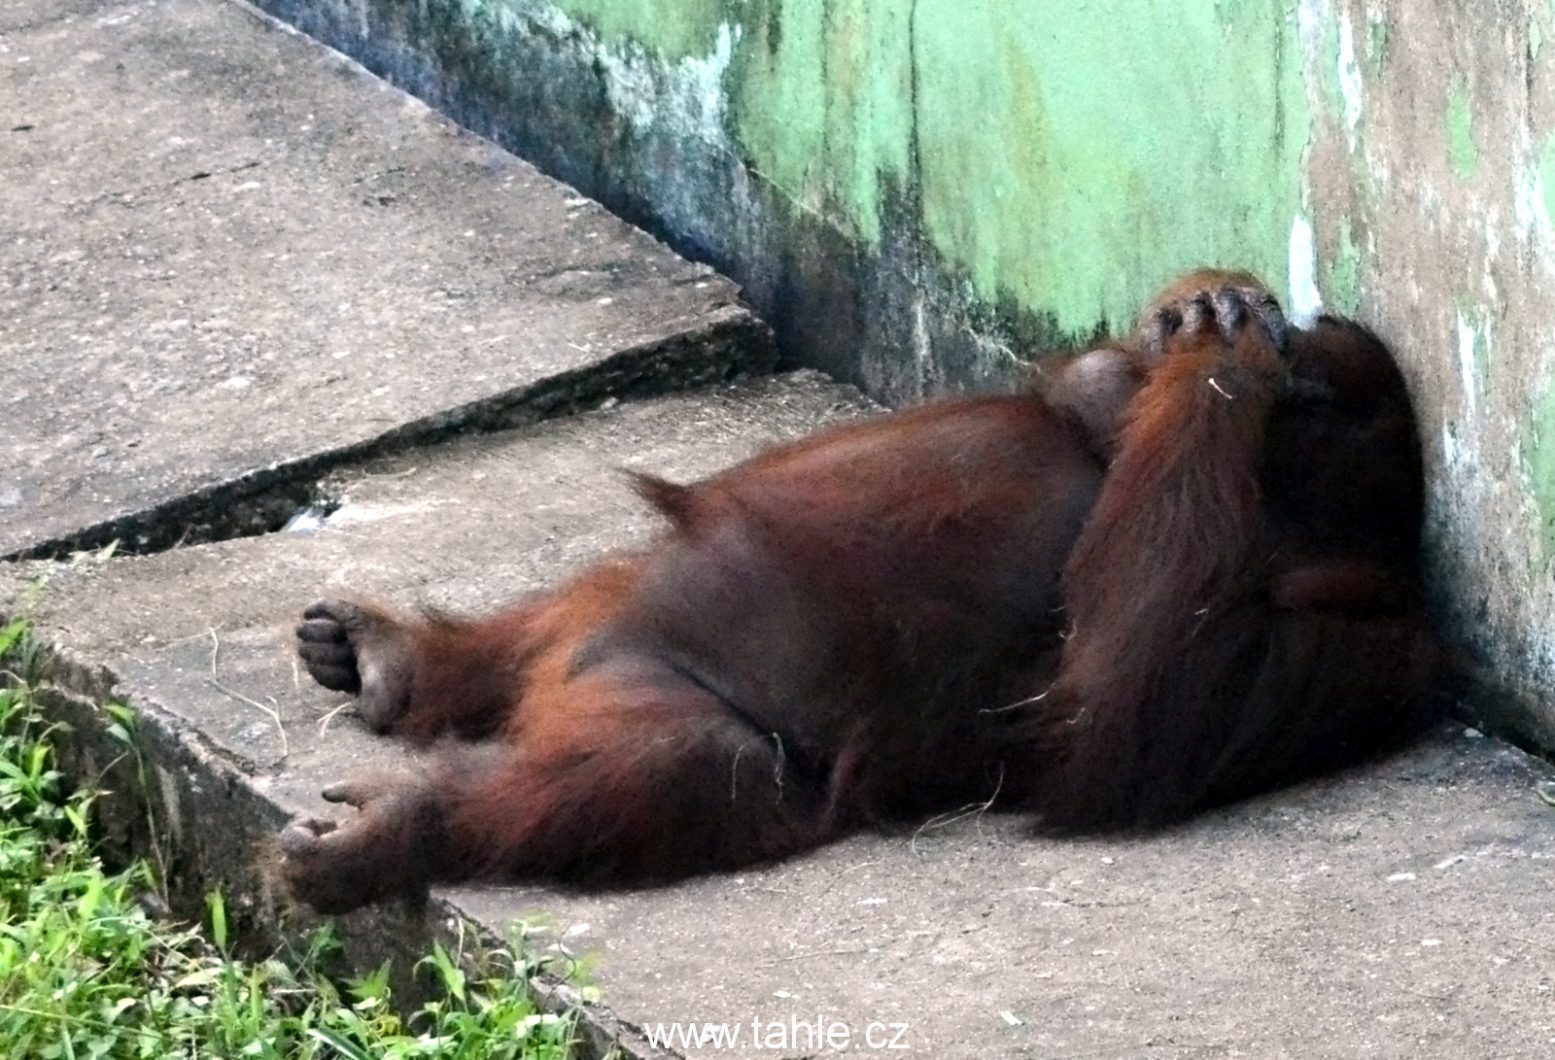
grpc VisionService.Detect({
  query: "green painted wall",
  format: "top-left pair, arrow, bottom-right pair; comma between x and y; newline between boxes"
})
548,0 -> 1310,337
911,1 -> 1306,336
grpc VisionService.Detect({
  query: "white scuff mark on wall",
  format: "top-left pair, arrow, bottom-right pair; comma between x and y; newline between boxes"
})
596,49 -> 658,129
911,288 -> 936,396
518,2 -> 738,146
1337,15 -> 1364,147
1435,417 -> 1489,648
1440,422 -> 1460,470
1437,424 -> 1486,565
603,23 -> 737,139
1287,214 -> 1323,324
1439,420 -> 1483,489
1514,167 -> 1555,278
673,22 -> 737,140
1455,309 -> 1480,420
1295,0 -> 1328,50
1515,170 -> 1546,234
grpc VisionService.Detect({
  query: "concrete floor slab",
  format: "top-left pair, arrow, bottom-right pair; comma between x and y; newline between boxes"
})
9,376 -> 1555,1059
0,0 -> 769,558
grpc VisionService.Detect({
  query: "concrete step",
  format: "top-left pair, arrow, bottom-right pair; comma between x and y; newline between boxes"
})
0,0 -> 770,559
8,371 -> 880,1058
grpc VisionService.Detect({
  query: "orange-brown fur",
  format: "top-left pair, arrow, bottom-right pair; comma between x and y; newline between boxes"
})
281,271 -> 1437,913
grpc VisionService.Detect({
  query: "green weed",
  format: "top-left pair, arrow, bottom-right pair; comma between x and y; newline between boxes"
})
0,622 -> 581,1059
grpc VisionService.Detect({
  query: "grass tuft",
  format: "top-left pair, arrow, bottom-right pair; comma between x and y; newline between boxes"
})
0,621 -> 580,1059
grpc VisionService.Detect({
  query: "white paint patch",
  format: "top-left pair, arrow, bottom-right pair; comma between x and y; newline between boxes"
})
594,45 -> 656,129
1440,423 -> 1460,473
1454,309 -> 1480,419
522,2 -> 738,146
1337,17 -> 1364,144
1295,0 -> 1328,49
911,289 -> 933,395
1515,169 -> 1552,253
1287,214 -> 1323,324
674,22 -> 737,142
1515,170 -> 1541,230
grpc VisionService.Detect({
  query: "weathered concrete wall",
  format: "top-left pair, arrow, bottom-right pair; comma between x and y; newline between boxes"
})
1295,0 -> 1555,746
247,0 -> 1554,738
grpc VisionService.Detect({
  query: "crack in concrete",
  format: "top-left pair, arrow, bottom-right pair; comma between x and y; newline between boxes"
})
4,317 -> 766,562
50,158 -> 265,211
